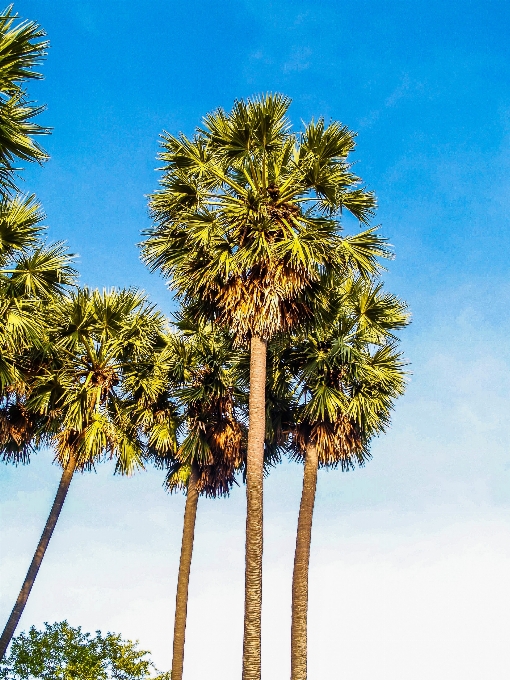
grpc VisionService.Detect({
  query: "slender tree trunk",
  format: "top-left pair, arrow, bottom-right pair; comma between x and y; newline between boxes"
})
0,454 -> 77,660
242,335 -> 267,680
291,444 -> 319,680
171,462 -> 199,680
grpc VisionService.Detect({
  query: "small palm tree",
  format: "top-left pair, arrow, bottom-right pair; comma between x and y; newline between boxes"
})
141,94 -> 388,680
128,320 -> 245,680
285,278 -> 409,680
0,287 -> 164,659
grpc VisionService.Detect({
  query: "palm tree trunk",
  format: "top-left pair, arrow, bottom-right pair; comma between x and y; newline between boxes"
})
171,461 -> 199,680
243,334 -> 267,680
0,453 -> 77,660
291,444 -> 319,680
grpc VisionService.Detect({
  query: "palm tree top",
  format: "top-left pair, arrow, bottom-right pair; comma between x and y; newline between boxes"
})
142,93 -> 391,343
267,277 -> 410,470
0,5 -> 48,91
132,319 -> 246,499
1,287 -> 165,474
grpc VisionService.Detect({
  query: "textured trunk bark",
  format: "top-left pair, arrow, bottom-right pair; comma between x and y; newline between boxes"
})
171,462 -> 199,680
290,444 -> 319,680
242,335 -> 267,680
0,453 -> 77,660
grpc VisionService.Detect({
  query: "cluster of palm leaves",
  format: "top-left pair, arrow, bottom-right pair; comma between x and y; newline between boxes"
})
0,7 -> 409,680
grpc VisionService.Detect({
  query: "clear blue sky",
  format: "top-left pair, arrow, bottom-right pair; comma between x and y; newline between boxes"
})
2,1 -> 510,678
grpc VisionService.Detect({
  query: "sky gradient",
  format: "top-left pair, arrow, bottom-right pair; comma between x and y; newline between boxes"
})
1,1 -> 510,678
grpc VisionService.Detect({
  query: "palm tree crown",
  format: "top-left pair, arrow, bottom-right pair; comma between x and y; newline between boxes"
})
290,277 -> 409,467
0,195 -> 76,462
141,93 -> 389,342
29,287 -> 165,473
127,318 -> 245,497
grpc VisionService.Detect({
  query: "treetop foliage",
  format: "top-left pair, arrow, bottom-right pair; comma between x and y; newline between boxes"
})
141,93 -> 391,343
0,621 -> 170,680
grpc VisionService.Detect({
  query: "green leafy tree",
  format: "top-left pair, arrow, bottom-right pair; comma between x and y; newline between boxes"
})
0,621 -> 170,679
285,278 -> 409,680
0,289 -> 164,659
141,93 -> 388,680
126,320 -> 245,680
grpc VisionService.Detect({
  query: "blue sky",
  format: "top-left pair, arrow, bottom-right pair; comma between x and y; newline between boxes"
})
1,1 -> 510,677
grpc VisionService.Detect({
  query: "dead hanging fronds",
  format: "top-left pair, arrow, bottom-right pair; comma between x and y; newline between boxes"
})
177,392 -> 246,497
292,414 -> 369,471
213,263 -> 318,343
0,397 -> 37,463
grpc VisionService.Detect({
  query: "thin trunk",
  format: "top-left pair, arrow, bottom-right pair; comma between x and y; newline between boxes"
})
0,453 -> 77,660
171,462 -> 199,680
290,444 -> 319,680
242,335 -> 267,680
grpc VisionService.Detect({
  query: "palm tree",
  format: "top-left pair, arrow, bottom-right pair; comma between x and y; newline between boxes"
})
141,93 -> 388,680
127,320 -> 245,680
0,287 -> 164,659
0,4 -> 49,193
285,278 -> 409,680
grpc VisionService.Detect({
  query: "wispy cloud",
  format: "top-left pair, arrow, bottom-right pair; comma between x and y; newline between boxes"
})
359,74 -> 415,128
283,46 -> 312,73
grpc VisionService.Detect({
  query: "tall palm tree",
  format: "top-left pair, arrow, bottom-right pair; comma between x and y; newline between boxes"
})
286,278 -> 409,680
0,287 -> 164,659
127,320 -> 245,680
141,93 -> 388,680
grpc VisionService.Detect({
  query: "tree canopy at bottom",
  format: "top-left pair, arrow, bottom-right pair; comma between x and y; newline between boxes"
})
0,621 -> 170,680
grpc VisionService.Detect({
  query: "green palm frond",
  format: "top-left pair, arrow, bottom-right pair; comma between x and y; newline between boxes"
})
0,5 -> 48,91
165,461 -> 192,494
341,277 -> 410,342
0,5 -> 49,192
0,193 -> 44,263
4,241 -> 76,298
0,194 -> 76,397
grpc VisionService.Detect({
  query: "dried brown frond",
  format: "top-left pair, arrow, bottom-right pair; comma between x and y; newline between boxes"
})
215,262 -> 315,342
88,364 -> 119,403
192,394 -> 245,497
293,414 -> 365,471
53,428 -> 82,469
0,399 -> 35,452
